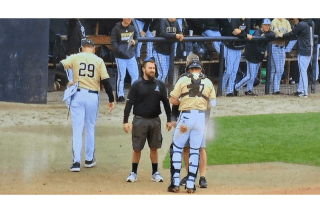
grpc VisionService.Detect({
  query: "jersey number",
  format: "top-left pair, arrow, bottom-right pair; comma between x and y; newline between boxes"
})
79,63 -> 95,78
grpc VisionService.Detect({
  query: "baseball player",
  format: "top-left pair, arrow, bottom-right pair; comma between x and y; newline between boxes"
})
111,18 -> 139,103
270,18 -> 292,94
281,19 -> 314,98
234,19 -> 275,96
134,19 -> 153,60
123,57 -> 172,183
153,18 -> 184,83
222,18 -> 252,96
58,39 -> 115,172
168,56 -> 216,193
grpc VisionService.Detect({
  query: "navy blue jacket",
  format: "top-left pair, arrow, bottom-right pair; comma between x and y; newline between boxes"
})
154,19 -> 182,55
111,22 -> 137,59
283,19 -> 314,56
245,29 -> 275,63
222,19 -> 251,50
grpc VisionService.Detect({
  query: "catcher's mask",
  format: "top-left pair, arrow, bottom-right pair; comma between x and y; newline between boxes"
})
186,59 -> 202,71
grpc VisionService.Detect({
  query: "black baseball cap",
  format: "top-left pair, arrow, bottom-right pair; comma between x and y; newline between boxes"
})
81,39 -> 95,47
187,60 -> 202,69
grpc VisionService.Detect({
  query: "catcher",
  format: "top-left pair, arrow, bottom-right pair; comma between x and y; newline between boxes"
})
168,53 -> 216,193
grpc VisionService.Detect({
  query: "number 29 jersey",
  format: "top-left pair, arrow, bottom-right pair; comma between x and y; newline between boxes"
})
61,52 -> 109,91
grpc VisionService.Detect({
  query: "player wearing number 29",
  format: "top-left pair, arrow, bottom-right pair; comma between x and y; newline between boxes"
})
59,39 -> 115,172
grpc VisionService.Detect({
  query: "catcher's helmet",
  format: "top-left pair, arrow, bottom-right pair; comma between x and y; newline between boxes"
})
187,59 -> 202,69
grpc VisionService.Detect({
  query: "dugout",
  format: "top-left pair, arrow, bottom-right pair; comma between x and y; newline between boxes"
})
0,19 -> 49,104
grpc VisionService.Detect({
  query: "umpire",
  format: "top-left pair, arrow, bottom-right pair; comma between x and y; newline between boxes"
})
123,57 -> 172,183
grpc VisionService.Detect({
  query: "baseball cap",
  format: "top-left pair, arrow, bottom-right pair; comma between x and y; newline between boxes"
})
262,19 -> 271,25
81,39 -> 95,47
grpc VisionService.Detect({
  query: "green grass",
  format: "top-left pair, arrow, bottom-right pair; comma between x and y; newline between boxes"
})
163,112 -> 320,168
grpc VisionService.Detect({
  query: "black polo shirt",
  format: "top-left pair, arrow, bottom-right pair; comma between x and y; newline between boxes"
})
123,78 -> 171,123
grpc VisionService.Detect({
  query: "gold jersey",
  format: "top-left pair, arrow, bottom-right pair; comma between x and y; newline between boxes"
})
271,18 -> 292,46
61,52 -> 109,91
170,74 -> 216,111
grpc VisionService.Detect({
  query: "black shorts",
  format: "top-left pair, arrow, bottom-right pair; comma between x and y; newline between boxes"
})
132,116 -> 162,151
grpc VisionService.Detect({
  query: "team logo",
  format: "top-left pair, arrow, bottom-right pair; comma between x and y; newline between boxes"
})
154,85 -> 160,92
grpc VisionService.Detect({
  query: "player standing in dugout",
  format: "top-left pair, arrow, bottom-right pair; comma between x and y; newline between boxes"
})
123,57 -> 172,183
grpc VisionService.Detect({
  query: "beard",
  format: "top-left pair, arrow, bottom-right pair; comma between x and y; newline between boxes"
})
146,72 -> 155,80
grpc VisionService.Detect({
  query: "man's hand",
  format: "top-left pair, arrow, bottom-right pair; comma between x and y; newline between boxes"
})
67,82 -> 74,87
247,34 -> 253,40
140,31 -> 146,37
176,34 -> 184,41
278,33 -> 284,38
233,28 -> 241,35
171,121 -> 177,128
166,122 -> 173,131
123,123 -> 132,133
107,102 -> 114,112
130,40 -> 136,45
180,124 -> 188,133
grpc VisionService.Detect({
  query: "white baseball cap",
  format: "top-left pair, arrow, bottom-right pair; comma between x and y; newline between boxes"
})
262,19 -> 271,25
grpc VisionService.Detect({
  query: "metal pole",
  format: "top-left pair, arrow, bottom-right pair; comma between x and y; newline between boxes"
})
168,42 -> 176,91
265,42 -> 272,95
218,43 -> 224,96
311,35 -> 318,93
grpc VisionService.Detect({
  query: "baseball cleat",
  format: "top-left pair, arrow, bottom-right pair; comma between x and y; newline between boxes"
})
199,176 -> 208,188
180,176 -> 187,186
294,92 -> 303,96
298,93 -> 308,98
85,158 -> 97,168
151,172 -> 164,182
226,93 -> 234,97
167,184 -> 180,193
126,172 -> 138,182
245,90 -> 257,96
118,96 -> 126,103
70,162 -> 80,172
186,186 -> 196,193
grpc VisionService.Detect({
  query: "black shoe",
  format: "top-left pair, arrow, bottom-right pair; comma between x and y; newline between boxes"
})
180,176 -> 187,186
185,185 -> 196,193
273,91 -> 281,95
85,158 -> 97,168
226,93 -> 234,97
199,176 -> 208,188
167,183 -> 180,193
70,162 -> 80,172
245,90 -> 257,96
233,85 -> 238,96
294,91 -> 303,96
118,96 -> 125,103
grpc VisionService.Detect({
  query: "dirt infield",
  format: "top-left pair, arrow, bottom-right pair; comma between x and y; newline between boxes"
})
1,91 -> 320,195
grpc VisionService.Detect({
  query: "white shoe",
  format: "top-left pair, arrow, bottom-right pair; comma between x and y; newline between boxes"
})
151,172 -> 164,182
126,172 -> 138,182
298,93 -> 308,98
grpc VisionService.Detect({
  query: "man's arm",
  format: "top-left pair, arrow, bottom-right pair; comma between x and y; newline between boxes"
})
283,23 -> 302,39
110,26 -> 119,52
101,79 -> 115,103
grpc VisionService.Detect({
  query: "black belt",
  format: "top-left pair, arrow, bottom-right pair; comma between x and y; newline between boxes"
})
77,89 -> 98,94
275,45 -> 284,48
181,110 -> 205,113
135,115 -> 159,119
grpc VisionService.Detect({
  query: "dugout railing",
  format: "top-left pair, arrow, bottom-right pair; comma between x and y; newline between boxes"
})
134,23 -> 319,96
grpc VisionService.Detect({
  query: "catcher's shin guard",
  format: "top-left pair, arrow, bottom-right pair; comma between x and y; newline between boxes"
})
186,146 -> 200,189
169,143 -> 183,186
